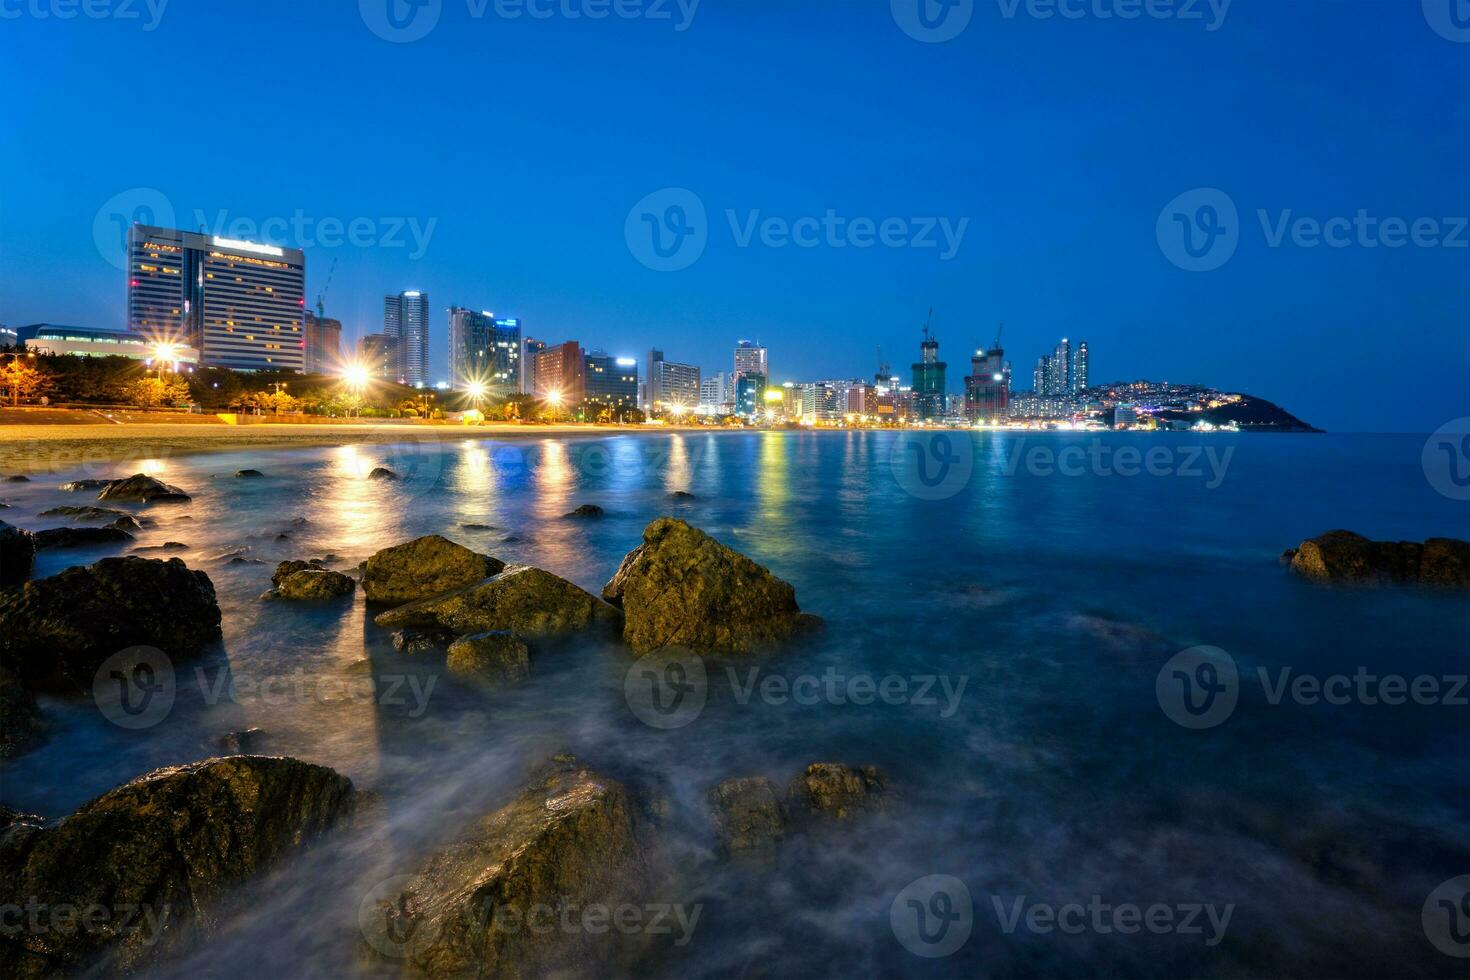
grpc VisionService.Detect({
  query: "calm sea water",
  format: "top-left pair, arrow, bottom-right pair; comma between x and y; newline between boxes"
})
1,430 -> 1466,978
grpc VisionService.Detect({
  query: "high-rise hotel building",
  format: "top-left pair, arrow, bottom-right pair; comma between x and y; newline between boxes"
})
127,225 -> 305,372
384,291 -> 430,387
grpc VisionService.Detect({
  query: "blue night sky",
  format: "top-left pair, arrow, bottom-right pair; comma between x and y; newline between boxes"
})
1,0 -> 1465,431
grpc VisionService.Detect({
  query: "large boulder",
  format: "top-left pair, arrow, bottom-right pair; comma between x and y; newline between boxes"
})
359,758 -> 646,977
1289,531 -> 1470,587
0,664 -> 43,758
0,756 -> 355,976
375,566 -> 620,639
96,473 -> 191,504
0,556 -> 222,692
36,506 -> 132,522
708,776 -> 785,854
602,518 -> 815,654
272,568 -> 356,601
787,763 -> 887,821
362,535 -> 505,605
0,520 -> 35,588
32,526 -> 134,550
446,631 -> 531,686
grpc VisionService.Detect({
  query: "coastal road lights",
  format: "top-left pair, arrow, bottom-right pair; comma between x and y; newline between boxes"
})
150,342 -> 181,379
545,388 -> 563,422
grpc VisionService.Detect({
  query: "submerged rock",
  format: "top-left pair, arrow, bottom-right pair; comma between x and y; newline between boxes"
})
215,728 -> 268,754
0,664 -> 43,758
33,526 -> 134,550
359,758 -> 645,977
272,569 -> 356,601
36,505 -> 131,522
234,469 -> 265,478
0,756 -> 355,976
708,776 -> 785,854
272,558 -> 325,587
97,473 -> 191,504
565,503 -> 605,518
602,518 -> 815,655
362,535 -> 505,606
391,628 -> 451,654
787,763 -> 887,821
133,541 -> 190,553
4,474 -> 30,483
375,565 -> 620,639
107,515 -> 143,531
1289,531 -> 1470,587
58,479 -> 111,492
0,556 -> 222,692
367,466 -> 397,481
0,521 -> 35,588
446,631 -> 531,685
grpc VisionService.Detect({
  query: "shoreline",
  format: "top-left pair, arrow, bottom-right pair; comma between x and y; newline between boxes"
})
0,422 -> 739,476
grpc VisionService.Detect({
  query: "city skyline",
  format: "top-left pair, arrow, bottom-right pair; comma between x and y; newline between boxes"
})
2,3 -> 1465,432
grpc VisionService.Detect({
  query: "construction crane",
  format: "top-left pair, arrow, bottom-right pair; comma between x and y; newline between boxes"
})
316,256 -> 338,321
993,322 -> 1004,352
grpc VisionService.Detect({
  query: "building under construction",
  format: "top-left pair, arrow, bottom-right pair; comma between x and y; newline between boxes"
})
911,318 -> 947,421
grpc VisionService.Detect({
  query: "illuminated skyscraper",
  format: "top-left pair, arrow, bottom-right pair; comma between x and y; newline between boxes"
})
646,349 -> 700,412
911,326 -> 947,420
127,224 -> 305,372
384,291 -> 430,386
734,341 -> 767,382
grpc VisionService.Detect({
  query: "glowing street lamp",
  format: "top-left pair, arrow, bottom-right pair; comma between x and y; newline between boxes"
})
150,342 -> 181,378
341,364 -> 371,389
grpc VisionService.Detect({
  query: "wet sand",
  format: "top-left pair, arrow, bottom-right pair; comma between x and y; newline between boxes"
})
0,422 -> 725,476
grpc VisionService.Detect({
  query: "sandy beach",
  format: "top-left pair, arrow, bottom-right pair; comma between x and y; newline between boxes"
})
0,421 -> 725,476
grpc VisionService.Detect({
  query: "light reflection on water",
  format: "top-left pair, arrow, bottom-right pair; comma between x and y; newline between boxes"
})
0,431 -> 1466,979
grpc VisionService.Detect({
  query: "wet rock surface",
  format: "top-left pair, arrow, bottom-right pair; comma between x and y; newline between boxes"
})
33,526 -> 134,550
0,520 -> 35,588
367,466 -> 397,480
787,763 -> 888,821
1289,531 -> 1470,587
362,535 -> 505,606
565,503 -> 604,518
708,776 -> 785,854
359,758 -> 646,978
96,473 -> 191,504
0,756 -> 355,976
36,505 -> 132,522
446,631 -> 531,685
375,565 -> 620,639
0,664 -> 43,758
0,556 -> 222,692
272,568 -> 356,601
602,518 -> 814,654
391,628 -> 451,654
